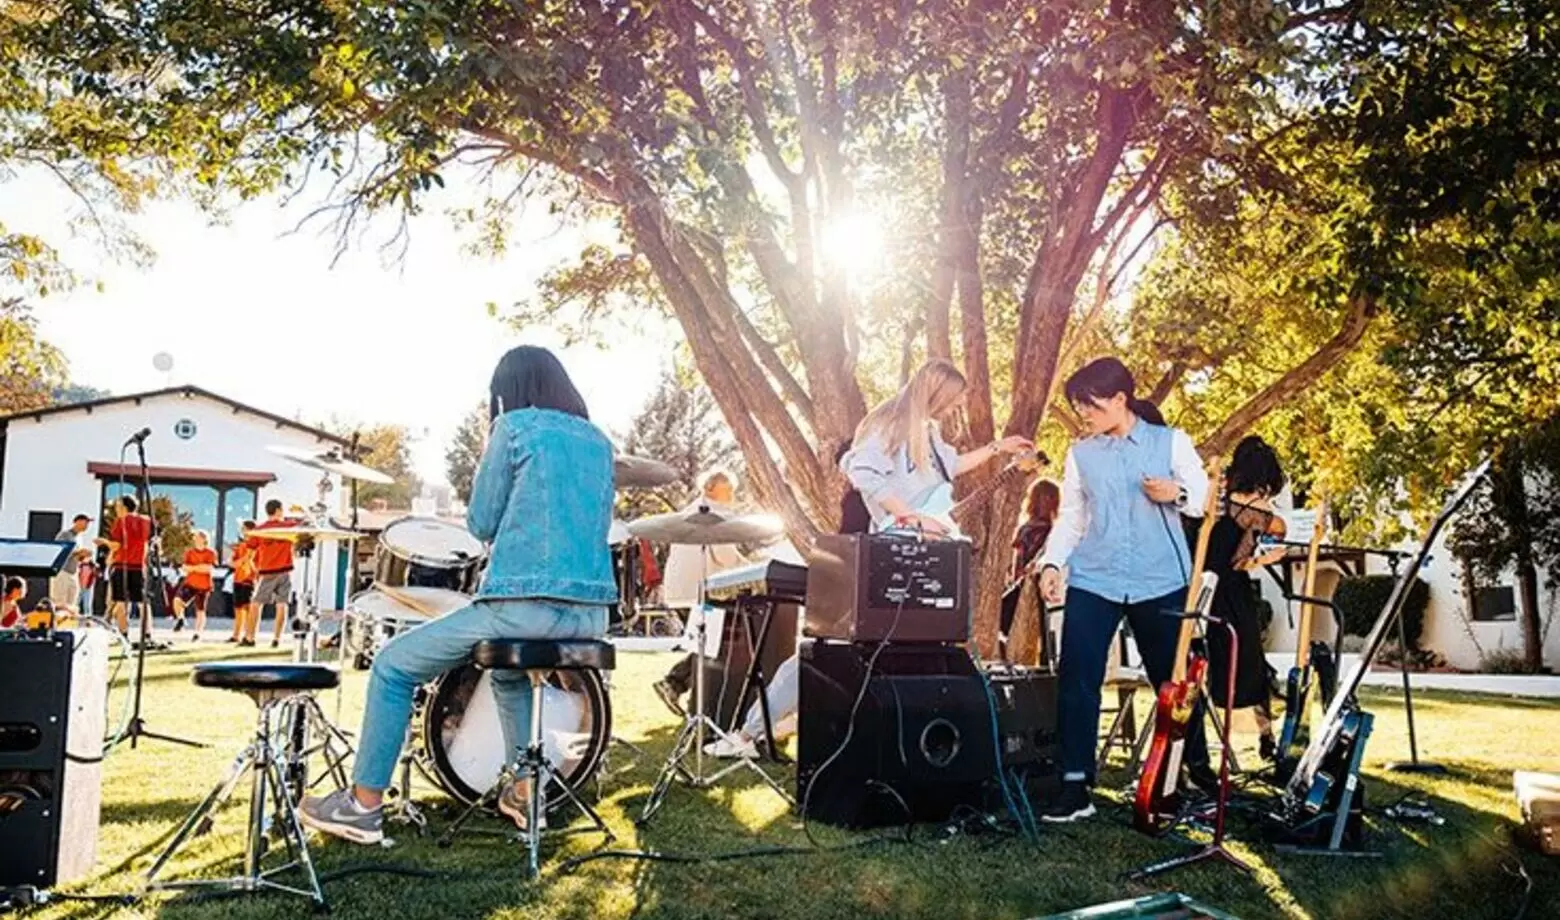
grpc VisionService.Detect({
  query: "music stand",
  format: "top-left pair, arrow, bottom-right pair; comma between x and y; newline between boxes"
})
0,538 -> 75,579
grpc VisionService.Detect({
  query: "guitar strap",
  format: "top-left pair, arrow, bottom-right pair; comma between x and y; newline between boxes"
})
927,432 -> 953,483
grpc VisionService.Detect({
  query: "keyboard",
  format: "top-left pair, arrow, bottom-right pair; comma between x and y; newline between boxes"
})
704,560 -> 808,603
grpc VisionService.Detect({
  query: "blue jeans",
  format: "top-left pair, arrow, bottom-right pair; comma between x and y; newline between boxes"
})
351,598 -> 607,791
1057,586 -> 1208,782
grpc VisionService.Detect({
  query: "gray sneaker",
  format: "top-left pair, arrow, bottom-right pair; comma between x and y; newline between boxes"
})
298,788 -> 384,845
496,781 -> 546,832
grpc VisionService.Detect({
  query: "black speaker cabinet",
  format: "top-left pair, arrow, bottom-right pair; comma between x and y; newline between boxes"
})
799,641 -> 1002,827
0,635 -> 74,888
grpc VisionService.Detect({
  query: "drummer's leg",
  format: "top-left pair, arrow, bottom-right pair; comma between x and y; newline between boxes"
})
348,601 -> 510,806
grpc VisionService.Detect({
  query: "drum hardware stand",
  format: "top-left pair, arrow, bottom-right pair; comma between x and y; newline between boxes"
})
639,551 -> 793,824
109,432 -> 205,753
1128,614 -> 1252,882
383,722 -> 428,832
438,669 -> 615,877
145,693 -> 328,908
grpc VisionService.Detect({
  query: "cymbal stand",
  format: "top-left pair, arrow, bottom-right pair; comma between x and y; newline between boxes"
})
639,547 -> 792,824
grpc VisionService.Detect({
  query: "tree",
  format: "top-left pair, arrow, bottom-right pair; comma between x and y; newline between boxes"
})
0,296 -> 67,413
618,368 -> 744,520
1448,419 -> 1560,673
344,424 -> 422,509
51,383 -> 111,406
15,2 -> 1558,652
444,403 -> 486,506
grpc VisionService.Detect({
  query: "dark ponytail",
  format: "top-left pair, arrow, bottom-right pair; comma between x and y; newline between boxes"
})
1063,357 -> 1165,426
1130,398 -> 1165,426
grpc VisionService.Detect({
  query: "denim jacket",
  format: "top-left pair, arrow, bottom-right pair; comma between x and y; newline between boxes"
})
466,408 -> 618,604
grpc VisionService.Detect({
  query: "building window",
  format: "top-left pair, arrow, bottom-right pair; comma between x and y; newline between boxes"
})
99,479 -> 257,561
1471,585 -> 1518,622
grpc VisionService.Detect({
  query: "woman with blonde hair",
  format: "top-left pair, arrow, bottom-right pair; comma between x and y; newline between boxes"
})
840,359 -> 1032,535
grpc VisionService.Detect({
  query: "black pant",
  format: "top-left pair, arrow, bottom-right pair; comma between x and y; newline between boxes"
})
1058,586 -> 1209,783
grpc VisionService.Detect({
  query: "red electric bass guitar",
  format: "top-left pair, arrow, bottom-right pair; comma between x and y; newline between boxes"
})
1133,461 -> 1223,835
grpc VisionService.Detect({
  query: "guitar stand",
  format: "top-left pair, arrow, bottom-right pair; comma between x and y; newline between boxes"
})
1127,615 -> 1251,882
1271,709 -> 1378,857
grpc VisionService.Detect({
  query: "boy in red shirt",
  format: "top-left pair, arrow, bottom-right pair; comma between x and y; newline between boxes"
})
98,494 -> 152,635
173,530 -> 219,641
250,500 -> 297,648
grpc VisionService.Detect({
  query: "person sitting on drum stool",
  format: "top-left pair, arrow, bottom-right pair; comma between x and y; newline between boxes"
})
651,468 -> 750,717
300,345 -> 617,845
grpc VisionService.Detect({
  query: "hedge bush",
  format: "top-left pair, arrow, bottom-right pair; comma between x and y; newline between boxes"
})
1333,574 -> 1430,648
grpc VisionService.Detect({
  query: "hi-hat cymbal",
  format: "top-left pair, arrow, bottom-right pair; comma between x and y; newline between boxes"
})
627,505 -> 785,546
247,526 -> 364,543
269,445 -> 395,485
615,454 -> 679,489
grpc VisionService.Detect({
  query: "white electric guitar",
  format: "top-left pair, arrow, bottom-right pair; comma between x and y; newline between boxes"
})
878,449 -> 1049,537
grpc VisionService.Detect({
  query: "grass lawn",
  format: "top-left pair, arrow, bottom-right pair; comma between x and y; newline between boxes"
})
29,639 -> 1559,920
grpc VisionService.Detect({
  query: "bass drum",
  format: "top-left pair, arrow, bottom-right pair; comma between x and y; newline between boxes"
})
413,663 -> 610,809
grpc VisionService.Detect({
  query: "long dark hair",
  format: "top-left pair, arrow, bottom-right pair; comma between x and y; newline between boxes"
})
1063,357 -> 1162,425
488,346 -> 590,422
1227,435 -> 1286,496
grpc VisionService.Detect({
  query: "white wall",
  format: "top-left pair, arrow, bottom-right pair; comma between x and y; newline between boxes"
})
0,390 -> 344,603
1257,518 -> 1560,672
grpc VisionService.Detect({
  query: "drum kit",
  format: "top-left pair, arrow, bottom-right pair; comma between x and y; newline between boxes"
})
257,441 -> 789,832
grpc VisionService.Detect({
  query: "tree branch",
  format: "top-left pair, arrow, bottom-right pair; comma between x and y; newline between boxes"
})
1199,296 -> 1377,456
732,306 -> 819,433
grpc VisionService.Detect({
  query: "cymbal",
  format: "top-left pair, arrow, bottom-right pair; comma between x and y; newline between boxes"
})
615,454 -> 680,489
268,445 -> 395,485
627,505 -> 785,546
248,526 -> 364,543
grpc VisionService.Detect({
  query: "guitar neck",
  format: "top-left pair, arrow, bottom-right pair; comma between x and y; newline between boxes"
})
1294,499 -> 1328,669
948,455 -> 1032,525
1171,461 -> 1224,682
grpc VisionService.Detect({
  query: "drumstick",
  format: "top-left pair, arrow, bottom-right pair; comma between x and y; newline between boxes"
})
375,583 -> 445,618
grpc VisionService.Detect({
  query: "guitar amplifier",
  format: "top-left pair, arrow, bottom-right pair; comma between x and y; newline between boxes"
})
804,534 -> 971,643
0,631 -> 107,888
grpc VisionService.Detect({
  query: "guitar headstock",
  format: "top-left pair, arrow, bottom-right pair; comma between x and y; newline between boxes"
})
1009,449 -> 1050,474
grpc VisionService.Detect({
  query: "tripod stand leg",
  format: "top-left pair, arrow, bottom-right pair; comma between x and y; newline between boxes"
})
639,717 -> 700,823
145,745 -> 256,882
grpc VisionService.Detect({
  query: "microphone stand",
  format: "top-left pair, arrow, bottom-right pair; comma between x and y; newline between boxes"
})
110,434 -> 204,751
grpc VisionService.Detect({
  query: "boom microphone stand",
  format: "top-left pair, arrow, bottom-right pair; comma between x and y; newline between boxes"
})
1377,550 -> 1447,776
110,429 -> 204,751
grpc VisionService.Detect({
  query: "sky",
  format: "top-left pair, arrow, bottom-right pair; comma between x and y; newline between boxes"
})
12,171 -> 676,488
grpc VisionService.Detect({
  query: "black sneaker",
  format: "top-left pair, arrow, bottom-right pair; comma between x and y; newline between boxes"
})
652,680 -> 686,718
1187,762 -> 1221,796
1040,781 -> 1096,823
172,618 -> 185,633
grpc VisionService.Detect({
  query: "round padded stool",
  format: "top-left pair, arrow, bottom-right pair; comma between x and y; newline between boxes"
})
145,661 -> 343,907
437,638 -> 616,875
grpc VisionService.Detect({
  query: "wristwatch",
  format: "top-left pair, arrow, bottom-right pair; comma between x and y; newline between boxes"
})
1174,485 -> 1189,509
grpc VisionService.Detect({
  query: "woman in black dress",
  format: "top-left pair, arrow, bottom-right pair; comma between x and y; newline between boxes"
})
1204,436 -> 1289,761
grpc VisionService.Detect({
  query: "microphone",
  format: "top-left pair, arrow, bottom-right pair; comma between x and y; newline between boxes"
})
124,427 -> 152,447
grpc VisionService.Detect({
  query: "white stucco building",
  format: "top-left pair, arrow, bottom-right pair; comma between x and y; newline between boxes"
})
0,385 -> 351,614
1258,509 -> 1559,673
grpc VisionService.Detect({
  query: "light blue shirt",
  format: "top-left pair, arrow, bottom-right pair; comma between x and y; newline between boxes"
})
1041,419 -> 1208,603
467,408 -> 618,603
839,427 -> 960,529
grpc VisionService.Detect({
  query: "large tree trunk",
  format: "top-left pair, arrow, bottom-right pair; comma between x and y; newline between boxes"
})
1499,451 -> 1545,672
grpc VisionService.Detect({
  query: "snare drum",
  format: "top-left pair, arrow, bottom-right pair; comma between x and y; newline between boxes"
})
374,517 -> 487,593
412,662 -> 611,808
343,586 -> 471,669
